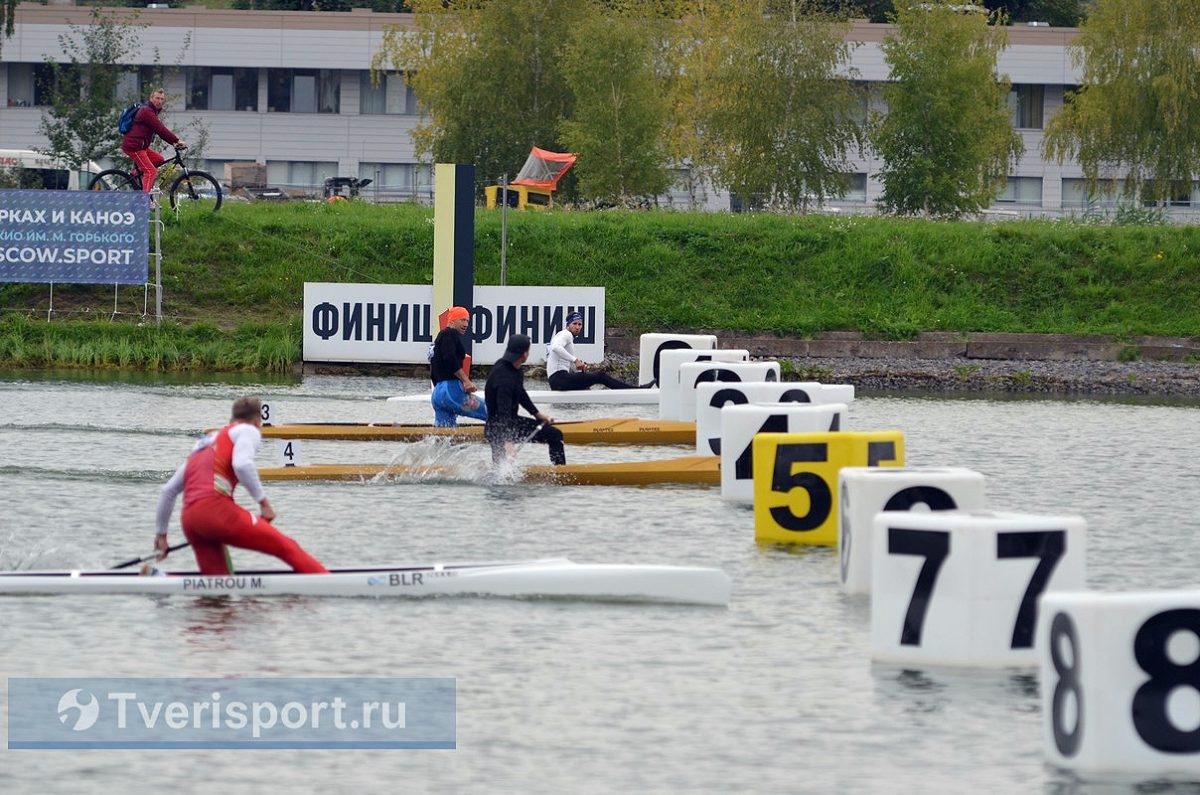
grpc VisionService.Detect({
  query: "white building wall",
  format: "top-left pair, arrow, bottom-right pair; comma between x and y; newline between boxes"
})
3,6 -> 1191,217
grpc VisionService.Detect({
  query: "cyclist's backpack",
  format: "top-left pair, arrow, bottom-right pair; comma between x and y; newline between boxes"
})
117,102 -> 144,135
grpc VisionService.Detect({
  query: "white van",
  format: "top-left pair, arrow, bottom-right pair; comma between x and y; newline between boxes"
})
0,149 -> 104,191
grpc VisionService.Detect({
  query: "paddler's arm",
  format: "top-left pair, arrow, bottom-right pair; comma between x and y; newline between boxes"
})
232,424 -> 274,521
153,463 -> 186,560
518,387 -> 554,425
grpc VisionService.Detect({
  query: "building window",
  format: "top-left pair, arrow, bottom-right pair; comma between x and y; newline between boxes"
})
1009,84 -> 1044,129
358,162 -> 433,198
187,68 -> 258,111
7,63 -> 79,107
841,173 -> 868,202
6,64 -> 36,106
267,69 -> 339,113
996,176 -> 1042,205
113,66 -> 164,104
267,160 -> 338,191
1062,178 -> 1122,208
360,71 -> 417,115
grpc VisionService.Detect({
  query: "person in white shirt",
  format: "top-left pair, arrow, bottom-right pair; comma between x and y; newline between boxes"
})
546,311 -> 637,391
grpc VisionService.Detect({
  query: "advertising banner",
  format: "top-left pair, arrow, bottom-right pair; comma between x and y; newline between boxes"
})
0,190 -> 149,285
303,282 -> 606,365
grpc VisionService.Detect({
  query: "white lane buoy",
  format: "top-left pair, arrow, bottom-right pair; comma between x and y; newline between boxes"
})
871,510 -> 1086,667
719,402 -> 847,503
1040,590 -> 1200,777
637,333 -> 717,389
838,467 -> 987,595
695,381 -> 853,456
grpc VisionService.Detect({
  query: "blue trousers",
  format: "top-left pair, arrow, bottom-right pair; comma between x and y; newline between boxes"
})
431,380 -> 487,427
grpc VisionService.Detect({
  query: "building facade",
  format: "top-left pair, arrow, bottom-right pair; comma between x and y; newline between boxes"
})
2,4 -> 1194,218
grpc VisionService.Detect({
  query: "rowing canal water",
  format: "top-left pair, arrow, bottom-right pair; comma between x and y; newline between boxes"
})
2,371 -> 1200,794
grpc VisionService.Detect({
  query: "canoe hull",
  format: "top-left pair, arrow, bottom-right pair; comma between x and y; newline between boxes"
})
257,418 -> 695,446
388,388 -> 660,406
0,559 -> 731,606
257,455 -> 720,487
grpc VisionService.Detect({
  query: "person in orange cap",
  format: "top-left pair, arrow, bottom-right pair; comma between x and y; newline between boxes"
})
429,305 -> 487,427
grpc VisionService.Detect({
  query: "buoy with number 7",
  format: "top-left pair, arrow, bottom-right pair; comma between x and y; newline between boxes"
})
871,510 -> 1086,667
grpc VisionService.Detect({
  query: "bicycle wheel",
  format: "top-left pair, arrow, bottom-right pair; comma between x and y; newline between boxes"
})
89,170 -> 139,191
169,170 -> 222,215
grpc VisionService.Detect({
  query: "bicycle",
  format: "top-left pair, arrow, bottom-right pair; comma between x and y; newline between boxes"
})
89,148 -> 223,215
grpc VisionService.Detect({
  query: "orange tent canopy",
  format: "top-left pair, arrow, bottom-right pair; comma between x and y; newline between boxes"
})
510,147 -> 577,191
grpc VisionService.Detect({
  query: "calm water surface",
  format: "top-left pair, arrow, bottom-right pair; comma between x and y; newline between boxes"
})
2,372 -> 1199,794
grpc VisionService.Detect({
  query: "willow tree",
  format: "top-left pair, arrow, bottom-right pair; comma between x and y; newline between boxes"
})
680,0 -> 864,212
1044,0 -> 1200,205
557,6 -> 672,205
871,1 -> 1022,217
371,0 -> 587,193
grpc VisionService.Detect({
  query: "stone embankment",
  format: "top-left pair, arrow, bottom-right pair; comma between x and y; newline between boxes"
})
601,331 -> 1200,397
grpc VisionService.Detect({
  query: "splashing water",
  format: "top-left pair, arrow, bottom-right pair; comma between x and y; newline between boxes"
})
367,437 -> 493,484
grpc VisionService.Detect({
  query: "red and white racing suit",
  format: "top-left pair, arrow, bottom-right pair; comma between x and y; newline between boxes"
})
156,422 -> 327,575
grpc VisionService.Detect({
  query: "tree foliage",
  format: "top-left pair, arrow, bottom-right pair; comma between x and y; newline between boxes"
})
1043,0 -> 1200,205
36,10 -> 154,170
372,0 -> 585,194
682,0 -> 864,211
871,1 -> 1023,217
812,0 -> 1086,25
557,8 -> 671,204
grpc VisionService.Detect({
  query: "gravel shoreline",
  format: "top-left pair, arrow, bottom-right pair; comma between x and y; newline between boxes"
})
598,354 -> 1200,398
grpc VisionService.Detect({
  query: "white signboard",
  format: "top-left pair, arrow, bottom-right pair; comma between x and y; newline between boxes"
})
302,283 -> 606,365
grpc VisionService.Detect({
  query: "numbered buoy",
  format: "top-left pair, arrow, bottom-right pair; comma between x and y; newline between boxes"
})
1040,590 -> 1200,777
695,381 -> 854,455
676,361 -> 780,422
838,467 -> 987,595
259,400 -> 275,426
720,403 -> 846,503
277,438 -> 301,468
752,430 -> 903,546
637,333 -> 717,389
871,510 -> 1086,667
657,349 -> 749,421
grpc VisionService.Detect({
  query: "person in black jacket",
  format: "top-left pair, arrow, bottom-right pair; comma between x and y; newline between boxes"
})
429,306 -> 486,427
484,334 -> 565,465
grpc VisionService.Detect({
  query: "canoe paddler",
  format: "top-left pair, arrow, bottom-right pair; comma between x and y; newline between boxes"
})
154,396 -> 328,575
485,334 -> 566,465
429,305 -> 487,427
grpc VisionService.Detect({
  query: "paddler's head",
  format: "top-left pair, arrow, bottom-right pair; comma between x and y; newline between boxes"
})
500,334 -> 531,367
231,396 -> 264,428
447,306 -> 470,333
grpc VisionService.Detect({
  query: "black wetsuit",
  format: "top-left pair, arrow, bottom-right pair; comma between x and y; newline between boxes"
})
484,358 -> 566,465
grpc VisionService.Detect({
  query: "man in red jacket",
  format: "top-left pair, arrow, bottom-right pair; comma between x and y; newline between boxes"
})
121,87 -> 187,194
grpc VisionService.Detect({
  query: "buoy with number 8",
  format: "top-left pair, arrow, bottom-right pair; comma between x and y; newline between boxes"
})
1040,590 -> 1200,777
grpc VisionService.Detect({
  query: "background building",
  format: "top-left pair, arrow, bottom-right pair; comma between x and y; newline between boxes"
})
3,4 -> 1194,218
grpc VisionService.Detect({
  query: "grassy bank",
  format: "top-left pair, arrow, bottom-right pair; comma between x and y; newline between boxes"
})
1,201 -> 1198,371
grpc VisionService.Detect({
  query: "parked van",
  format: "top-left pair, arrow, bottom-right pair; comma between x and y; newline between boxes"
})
0,149 -> 103,191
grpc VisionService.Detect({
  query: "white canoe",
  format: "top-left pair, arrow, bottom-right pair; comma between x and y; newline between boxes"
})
388,387 -> 661,406
0,559 -> 731,606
